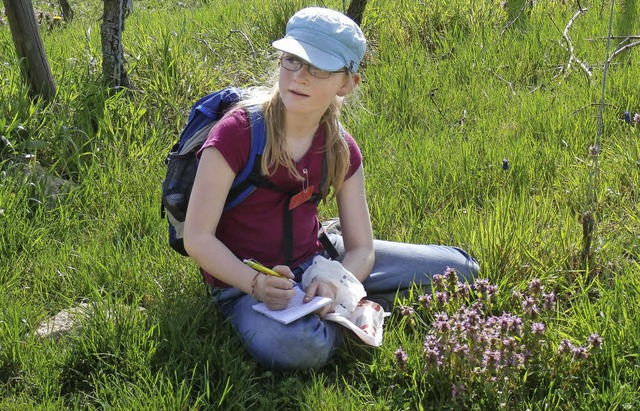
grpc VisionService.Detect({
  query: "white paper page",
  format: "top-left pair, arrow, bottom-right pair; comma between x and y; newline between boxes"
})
252,287 -> 332,325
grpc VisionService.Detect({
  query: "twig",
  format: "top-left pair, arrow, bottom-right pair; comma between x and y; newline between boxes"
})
427,89 -> 449,123
562,7 -> 592,80
558,40 -> 593,82
487,67 -> 516,95
606,40 -> 640,65
572,102 -> 617,115
500,0 -> 531,36
228,29 -> 256,55
195,37 -> 222,62
587,35 -> 640,41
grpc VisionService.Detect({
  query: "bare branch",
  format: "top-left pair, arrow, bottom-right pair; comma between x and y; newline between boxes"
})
195,37 -> 222,63
606,40 -> 640,65
587,35 -> 640,41
500,0 -> 532,36
572,102 -> 618,115
487,67 -> 516,95
561,7 -> 592,81
228,29 -> 255,55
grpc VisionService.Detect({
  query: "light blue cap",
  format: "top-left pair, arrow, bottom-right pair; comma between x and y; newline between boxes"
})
272,7 -> 366,72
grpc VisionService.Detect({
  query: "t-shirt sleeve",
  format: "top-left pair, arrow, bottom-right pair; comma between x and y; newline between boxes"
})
198,111 -> 362,180
343,130 -> 363,180
197,109 -> 252,174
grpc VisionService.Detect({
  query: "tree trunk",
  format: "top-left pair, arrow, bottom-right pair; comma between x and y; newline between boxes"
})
100,0 -> 130,90
346,0 -> 368,26
3,0 -> 56,100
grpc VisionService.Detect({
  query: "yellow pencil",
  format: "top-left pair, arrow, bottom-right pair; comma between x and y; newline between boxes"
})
243,259 -> 295,284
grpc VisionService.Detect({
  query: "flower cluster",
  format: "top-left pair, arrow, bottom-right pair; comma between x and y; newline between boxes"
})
394,347 -> 408,370
512,277 -> 556,317
394,269 -> 603,405
557,333 -> 603,360
417,298 -> 535,376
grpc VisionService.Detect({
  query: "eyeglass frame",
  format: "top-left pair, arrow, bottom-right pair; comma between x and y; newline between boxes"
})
279,54 -> 348,79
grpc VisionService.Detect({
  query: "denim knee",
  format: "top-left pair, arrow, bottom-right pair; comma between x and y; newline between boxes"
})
216,291 -> 342,370
243,315 -> 341,370
450,246 -> 480,281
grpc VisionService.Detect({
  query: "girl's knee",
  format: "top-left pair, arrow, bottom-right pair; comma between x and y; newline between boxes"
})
448,246 -> 479,281
244,317 -> 340,370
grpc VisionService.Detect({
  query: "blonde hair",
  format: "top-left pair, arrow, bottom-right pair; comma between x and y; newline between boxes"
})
237,73 -> 356,201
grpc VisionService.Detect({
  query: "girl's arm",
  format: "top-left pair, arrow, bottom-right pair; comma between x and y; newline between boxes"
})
335,164 -> 375,282
304,164 -> 373,313
183,148 -> 295,309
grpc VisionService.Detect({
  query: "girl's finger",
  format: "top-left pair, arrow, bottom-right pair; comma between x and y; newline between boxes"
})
304,281 -> 319,302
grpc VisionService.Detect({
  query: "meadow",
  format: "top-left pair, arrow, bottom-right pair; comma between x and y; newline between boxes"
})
1,0 -> 639,409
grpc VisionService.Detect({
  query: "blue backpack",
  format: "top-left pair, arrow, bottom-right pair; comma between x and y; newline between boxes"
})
161,87 -> 339,262
161,87 -> 267,256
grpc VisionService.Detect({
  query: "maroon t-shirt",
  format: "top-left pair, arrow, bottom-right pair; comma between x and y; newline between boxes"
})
197,108 -> 362,287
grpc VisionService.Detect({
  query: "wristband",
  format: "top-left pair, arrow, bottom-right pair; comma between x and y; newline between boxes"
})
251,271 -> 262,300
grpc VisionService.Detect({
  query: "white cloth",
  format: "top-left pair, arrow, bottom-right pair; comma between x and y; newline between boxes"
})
325,300 -> 386,347
301,255 -> 366,315
301,256 -> 386,347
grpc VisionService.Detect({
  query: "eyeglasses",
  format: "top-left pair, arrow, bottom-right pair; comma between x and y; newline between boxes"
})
279,55 -> 346,79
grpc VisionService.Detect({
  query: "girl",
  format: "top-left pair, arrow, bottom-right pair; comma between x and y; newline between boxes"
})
183,7 -> 479,370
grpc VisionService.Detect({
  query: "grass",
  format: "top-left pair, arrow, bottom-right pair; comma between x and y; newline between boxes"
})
1,0 -> 640,409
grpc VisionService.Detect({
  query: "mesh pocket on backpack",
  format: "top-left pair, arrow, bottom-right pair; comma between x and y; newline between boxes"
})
162,151 -> 198,222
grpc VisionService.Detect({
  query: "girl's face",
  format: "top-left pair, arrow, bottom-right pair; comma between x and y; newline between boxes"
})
278,54 -> 357,119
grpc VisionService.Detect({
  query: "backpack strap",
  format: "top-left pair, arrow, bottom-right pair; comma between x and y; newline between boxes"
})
224,106 -> 336,266
224,105 -> 267,210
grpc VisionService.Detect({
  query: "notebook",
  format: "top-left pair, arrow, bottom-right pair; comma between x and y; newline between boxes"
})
252,286 -> 332,325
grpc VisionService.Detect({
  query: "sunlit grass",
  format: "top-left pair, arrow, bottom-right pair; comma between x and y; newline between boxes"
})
1,0 -> 640,409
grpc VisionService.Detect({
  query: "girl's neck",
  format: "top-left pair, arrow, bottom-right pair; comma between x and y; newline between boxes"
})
283,112 -> 321,142
283,112 -> 321,162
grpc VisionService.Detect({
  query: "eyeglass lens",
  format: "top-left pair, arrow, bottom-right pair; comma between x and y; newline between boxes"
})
280,56 -> 335,79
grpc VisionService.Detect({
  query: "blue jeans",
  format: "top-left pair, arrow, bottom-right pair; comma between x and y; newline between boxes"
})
211,234 -> 479,371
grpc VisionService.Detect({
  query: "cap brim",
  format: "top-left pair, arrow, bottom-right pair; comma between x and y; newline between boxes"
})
272,37 -> 345,72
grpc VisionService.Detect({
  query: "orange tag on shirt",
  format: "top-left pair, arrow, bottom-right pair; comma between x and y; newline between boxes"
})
289,185 -> 315,210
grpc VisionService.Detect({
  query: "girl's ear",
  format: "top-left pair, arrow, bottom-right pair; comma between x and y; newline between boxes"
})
337,73 -> 361,97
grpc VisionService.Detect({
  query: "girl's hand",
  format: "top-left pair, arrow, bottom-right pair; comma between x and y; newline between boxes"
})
304,280 -> 337,317
253,266 -> 296,310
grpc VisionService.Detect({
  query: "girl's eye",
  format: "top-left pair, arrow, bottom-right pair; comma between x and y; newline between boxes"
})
285,56 -> 299,65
